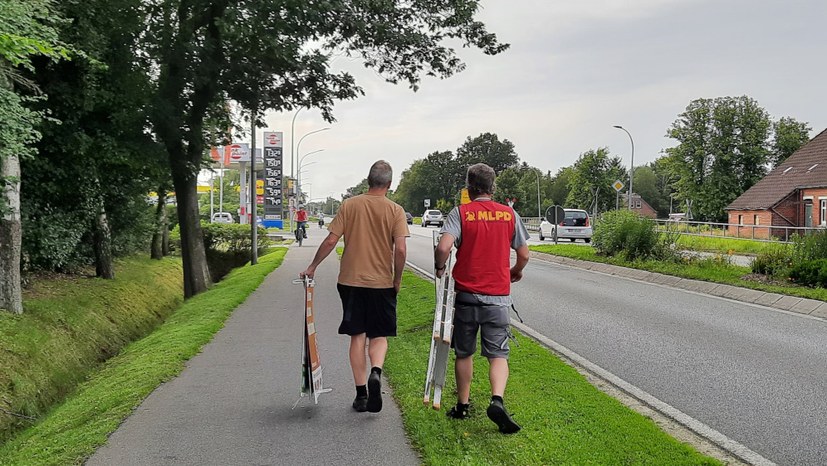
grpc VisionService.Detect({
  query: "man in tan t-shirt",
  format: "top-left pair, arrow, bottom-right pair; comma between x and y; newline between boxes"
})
300,160 -> 409,413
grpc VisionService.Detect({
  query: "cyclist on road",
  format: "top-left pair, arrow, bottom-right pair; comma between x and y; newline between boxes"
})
296,206 -> 309,239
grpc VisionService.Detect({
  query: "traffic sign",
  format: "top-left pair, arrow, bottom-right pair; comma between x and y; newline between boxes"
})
613,180 -> 625,192
424,199 -> 431,208
545,205 -> 565,224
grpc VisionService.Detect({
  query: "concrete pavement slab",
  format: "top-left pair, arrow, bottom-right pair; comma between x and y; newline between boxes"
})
790,298 -> 823,315
724,288 -> 767,303
753,293 -> 784,307
710,284 -> 738,298
772,295 -> 804,311
810,303 -> 827,318
678,280 -> 721,295
650,273 -> 684,287
88,237 -> 420,466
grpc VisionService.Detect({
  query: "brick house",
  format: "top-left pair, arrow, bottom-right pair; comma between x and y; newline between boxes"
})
627,193 -> 658,219
725,128 -> 827,239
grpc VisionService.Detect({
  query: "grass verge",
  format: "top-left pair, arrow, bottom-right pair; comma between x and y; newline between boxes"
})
0,257 -> 184,442
0,249 -> 287,466
673,235 -> 776,256
529,244 -> 827,302
385,270 -> 718,465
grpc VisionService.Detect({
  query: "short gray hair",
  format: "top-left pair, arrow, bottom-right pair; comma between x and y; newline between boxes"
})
368,160 -> 393,188
466,163 -> 495,196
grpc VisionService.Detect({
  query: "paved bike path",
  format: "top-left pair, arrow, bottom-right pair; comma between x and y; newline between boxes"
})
88,232 -> 420,465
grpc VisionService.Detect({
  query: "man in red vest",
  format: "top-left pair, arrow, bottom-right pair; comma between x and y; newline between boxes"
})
434,163 -> 529,434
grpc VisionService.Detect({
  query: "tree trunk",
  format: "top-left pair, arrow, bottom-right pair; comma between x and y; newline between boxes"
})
151,190 -> 168,259
172,172 -> 211,297
0,154 -> 23,314
92,196 -> 115,279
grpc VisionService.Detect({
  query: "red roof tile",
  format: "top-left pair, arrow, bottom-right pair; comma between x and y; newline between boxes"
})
726,128 -> 827,210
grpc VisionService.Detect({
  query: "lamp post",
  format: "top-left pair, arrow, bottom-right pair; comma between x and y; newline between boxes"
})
533,168 -> 542,220
613,125 -> 635,210
298,149 -> 324,207
291,127 -> 329,227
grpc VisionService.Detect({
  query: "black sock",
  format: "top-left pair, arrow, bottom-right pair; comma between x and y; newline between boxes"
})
371,366 -> 382,376
356,385 -> 367,398
456,402 -> 470,411
491,395 -> 503,404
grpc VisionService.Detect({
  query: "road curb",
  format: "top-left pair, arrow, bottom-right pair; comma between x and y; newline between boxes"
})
529,251 -> 827,322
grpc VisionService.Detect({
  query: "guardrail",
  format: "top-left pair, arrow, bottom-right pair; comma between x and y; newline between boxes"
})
653,219 -> 823,243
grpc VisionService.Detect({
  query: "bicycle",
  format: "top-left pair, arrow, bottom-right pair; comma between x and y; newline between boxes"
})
295,223 -> 307,246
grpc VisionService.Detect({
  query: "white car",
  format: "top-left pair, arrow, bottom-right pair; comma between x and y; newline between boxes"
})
211,212 -> 234,224
421,209 -> 444,227
539,209 -> 592,242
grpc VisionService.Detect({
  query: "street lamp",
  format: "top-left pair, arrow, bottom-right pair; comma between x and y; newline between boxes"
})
533,169 -> 542,220
613,125 -> 635,210
298,149 -> 324,207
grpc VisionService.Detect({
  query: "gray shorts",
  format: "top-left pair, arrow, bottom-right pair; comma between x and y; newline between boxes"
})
452,301 -> 511,359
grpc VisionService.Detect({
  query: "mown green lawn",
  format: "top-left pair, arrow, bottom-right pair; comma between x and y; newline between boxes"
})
384,271 -> 718,465
529,244 -> 827,302
672,234 -> 780,256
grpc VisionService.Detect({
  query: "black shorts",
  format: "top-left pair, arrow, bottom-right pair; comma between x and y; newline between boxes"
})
336,284 -> 397,338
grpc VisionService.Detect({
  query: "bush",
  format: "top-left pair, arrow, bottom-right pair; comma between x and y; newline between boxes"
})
789,259 -> 827,287
592,210 -> 663,261
791,230 -> 827,263
752,245 -> 793,277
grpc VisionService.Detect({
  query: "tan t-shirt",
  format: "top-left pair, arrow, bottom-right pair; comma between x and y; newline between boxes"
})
328,193 -> 410,288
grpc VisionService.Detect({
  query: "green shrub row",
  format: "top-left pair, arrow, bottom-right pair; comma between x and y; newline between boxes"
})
0,257 -> 184,442
752,230 -> 827,287
592,210 -> 676,261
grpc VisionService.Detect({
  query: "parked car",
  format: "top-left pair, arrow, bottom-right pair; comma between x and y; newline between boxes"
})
539,209 -> 592,242
405,211 -> 413,225
421,209 -> 444,227
211,212 -> 234,224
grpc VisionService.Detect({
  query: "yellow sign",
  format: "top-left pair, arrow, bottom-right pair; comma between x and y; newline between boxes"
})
612,180 -> 625,192
460,188 -> 471,205
257,179 -> 264,195
197,186 -> 212,194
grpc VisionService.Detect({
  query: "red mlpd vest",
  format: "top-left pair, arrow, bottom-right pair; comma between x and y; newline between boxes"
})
452,200 -> 515,296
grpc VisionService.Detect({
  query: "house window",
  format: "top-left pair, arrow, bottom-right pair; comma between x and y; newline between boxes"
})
821,200 -> 826,226
635,200 -> 641,209
754,215 -> 759,225
738,215 -> 743,225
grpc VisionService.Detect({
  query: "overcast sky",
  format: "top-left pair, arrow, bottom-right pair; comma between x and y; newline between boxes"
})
254,0 -> 826,204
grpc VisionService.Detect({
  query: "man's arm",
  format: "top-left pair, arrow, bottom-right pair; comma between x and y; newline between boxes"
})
510,245 -> 529,283
434,233 -> 455,278
300,232 -> 340,278
393,236 -> 407,293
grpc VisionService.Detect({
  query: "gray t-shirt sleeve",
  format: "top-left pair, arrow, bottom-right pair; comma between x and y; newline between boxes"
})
440,207 -> 462,244
512,212 -> 530,249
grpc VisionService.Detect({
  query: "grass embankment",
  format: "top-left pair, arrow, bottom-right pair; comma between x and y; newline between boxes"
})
0,257 -> 184,442
673,235 -> 776,255
529,244 -> 827,302
385,270 -> 718,465
0,249 -> 287,466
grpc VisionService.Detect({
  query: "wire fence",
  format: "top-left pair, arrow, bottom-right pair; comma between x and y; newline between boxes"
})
520,216 -> 822,243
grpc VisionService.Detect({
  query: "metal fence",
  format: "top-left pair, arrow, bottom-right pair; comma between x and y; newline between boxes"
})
520,216 -> 824,243
652,219 -> 824,243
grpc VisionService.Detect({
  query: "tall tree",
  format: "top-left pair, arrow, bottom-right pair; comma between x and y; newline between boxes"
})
771,117 -> 811,168
493,168 -> 524,208
344,178 -> 369,199
663,96 -> 771,221
142,1 -> 507,298
631,165 -> 669,216
24,0 -> 163,278
0,0 -> 68,313
549,166 -> 574,208
456,133 -> 519,174
566,148 -> 626,215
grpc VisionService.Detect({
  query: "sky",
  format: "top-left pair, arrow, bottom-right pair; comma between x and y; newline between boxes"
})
248,0 -> 826,204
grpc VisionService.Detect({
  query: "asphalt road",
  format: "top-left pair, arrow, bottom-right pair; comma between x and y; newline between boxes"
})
410,224 -> 827,466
